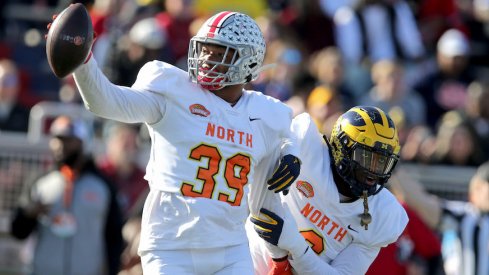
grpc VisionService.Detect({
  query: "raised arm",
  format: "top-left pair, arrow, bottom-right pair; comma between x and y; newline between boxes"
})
389,168 -> 442,229
73,58 -> 163,124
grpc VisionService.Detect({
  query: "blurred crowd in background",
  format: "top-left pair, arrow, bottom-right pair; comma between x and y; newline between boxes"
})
1,0 -> 489,167
1,0 -> 489,274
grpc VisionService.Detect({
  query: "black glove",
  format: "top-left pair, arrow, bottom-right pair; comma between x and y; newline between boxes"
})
267,154 -> 301,195
250,208 -> 284,246
250,208 -> 309,258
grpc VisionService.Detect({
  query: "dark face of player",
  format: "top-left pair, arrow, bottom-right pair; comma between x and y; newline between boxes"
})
49,136 -> 83,167
196,43 -> 238,91
198,43 -> 237,74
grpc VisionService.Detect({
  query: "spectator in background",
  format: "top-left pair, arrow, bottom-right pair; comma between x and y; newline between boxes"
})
309,47 -> 356,109
286,0 -> 336,55
391,162 -> 489,275
358,59 -> 426,144
89,0 -> 125,69
58,75 -> 83,104
433,80 -> 489,162
368,181 -> 444,275
332,0 -> 426,97
462,81 -> 489,156
283,71 -> 317,118
318,0 -> 357,17
455,0 -> 489,68
305,85 -> 343,137
400,125 -> 436,164
0,59 -> 29,133
429,111 -> 487,167
251,40 -> 305,101
414,28 -> 477,129
367,203 -> 443,275
406,0 -> 466,54
105,17 -> 170,86
97,122 -> 148,220
10,115 -> 123,275
155,0 -> 196,67
333,0 -> 425,65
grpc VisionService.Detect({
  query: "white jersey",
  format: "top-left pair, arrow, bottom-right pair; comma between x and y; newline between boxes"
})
249,113 -> 408,275
73,59 -> 298,251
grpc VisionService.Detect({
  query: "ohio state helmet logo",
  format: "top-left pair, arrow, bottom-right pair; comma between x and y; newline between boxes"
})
206,11 -> 234,38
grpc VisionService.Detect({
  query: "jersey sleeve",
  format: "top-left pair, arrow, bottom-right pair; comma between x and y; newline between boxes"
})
132,60 -> 187,94
248,91 -> 299,157
73,58 -> 163,124
367,192 -> 409,248
289,243 -> 380,275
290,112 -> 311,142
291,113 -> 328,164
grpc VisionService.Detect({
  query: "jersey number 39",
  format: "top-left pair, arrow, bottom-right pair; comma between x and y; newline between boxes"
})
181,144 -> 251,206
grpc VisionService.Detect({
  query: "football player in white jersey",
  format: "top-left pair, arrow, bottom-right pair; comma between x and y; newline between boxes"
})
67,11 -> 301,274
248,106 -> 409,274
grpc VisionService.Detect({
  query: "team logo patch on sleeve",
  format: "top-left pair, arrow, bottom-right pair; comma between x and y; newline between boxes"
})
189,104 -> 211,117
296,181 -> 314,198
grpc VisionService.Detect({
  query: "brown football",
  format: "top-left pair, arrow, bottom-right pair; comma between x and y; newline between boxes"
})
46,3 -> 93,78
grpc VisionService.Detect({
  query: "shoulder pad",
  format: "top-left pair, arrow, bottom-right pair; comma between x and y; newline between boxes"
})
366,191 -> 408,247
247,91 -> 293,132
132,61 -> 190,94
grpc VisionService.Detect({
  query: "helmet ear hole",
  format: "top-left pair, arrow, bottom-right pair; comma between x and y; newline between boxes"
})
245,74 -> 252,83
245,63 -> 257,82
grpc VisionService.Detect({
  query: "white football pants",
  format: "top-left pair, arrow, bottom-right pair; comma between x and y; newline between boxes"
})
140,242 -> 254,275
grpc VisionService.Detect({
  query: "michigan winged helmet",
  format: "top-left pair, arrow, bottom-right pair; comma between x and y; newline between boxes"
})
329,106 -> 400,198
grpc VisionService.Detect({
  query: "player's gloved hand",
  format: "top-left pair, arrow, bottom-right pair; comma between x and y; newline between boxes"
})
250,208 -> 309,258
250,208 -> 284,246
268,256 -> 292,275
267,154 -> 301,195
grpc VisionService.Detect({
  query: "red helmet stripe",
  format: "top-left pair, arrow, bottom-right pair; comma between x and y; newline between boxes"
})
207,11 -> 234,38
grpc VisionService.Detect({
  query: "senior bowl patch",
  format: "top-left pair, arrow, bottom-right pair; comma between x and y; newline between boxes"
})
296,181 -> 314,198
189,104 -> 210,117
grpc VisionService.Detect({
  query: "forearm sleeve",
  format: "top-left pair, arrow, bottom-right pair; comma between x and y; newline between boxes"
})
290,242 -> 379,275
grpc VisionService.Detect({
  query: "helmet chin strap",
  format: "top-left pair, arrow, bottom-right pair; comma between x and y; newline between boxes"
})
360,190 -> 372,230
324,134 -> 373,229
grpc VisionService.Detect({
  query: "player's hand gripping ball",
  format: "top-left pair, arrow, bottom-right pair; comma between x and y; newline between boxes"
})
46,3 -> 94,78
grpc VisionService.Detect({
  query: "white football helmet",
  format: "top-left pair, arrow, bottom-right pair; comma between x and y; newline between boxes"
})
188,11 -> 266,90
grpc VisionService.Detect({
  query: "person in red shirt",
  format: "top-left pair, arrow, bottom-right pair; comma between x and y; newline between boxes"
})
367,198 -> 443,274
155,0 -> 196,66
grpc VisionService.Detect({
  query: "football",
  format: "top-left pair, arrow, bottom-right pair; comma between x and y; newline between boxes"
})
46,3 -> 94,78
